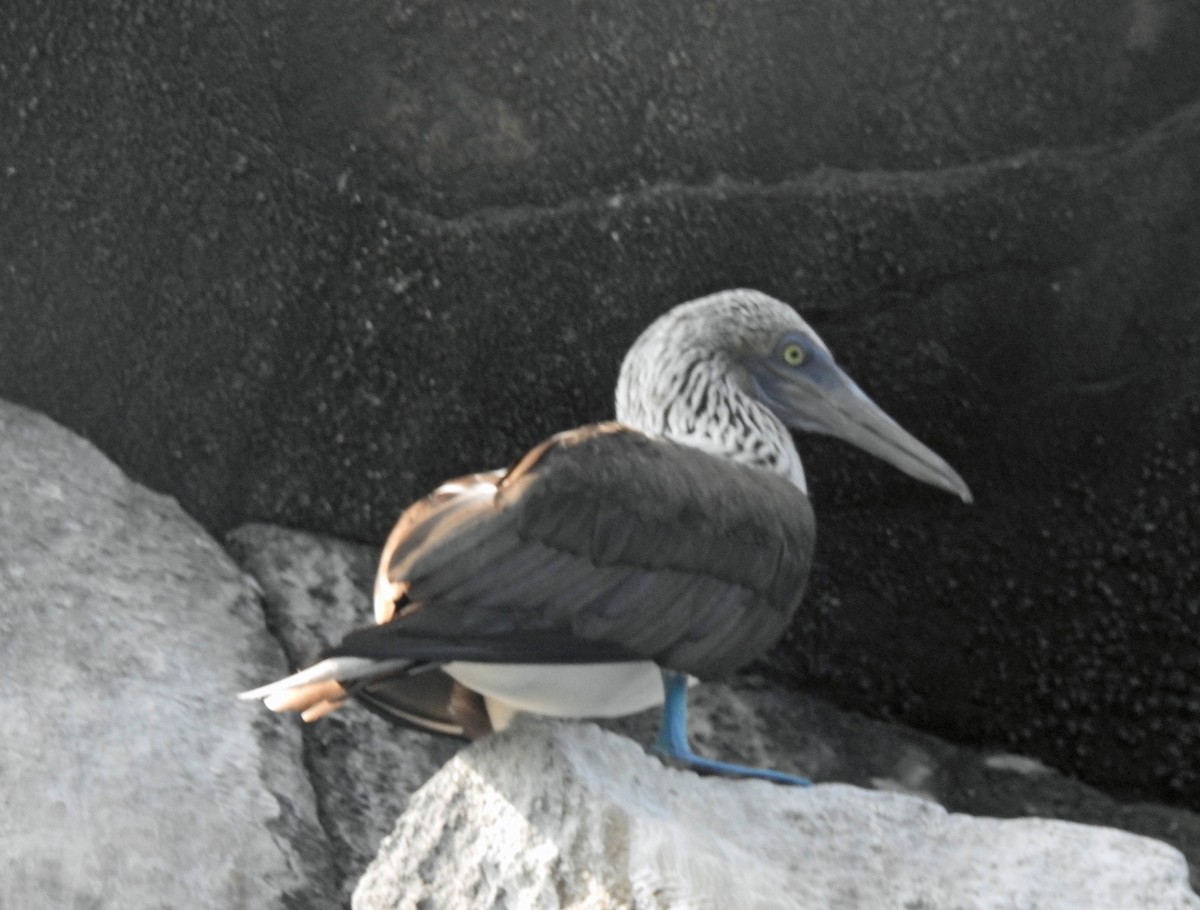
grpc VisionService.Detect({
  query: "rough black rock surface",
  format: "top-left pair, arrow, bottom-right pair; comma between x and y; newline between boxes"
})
2,2 -> 1199,811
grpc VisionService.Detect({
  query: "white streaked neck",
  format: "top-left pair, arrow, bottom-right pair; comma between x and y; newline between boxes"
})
616,353 -> 808,493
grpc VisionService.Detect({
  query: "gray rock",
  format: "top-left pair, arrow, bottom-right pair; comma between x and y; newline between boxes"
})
353,719 -> 1199,910
627,682 -> 1200,893
0,402 -> 335,909
226,522 -> 462,904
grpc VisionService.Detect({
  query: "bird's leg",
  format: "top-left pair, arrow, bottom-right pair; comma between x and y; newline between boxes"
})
651,670 -> 812,786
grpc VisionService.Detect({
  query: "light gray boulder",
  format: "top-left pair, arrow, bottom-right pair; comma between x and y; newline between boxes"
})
355,719 -> 1199,910
0,401 -> 334,908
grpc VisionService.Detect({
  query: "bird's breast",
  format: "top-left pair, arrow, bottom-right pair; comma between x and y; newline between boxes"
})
444,660 -> 674,721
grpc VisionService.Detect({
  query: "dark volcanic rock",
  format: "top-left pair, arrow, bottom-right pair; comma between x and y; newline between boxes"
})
2,1 -> 1199,814
281,0 -> 1200,216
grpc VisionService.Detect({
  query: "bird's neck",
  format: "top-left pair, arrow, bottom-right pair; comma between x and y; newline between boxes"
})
616,364 -> 809,493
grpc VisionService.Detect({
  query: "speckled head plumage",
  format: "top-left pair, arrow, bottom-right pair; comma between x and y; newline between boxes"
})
616,288 -> 972,502
616,289 -> 820,489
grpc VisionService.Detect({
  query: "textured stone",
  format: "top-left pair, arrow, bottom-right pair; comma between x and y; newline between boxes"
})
622,682 -> 1200,893
278,0 -> 1200,216
0,401 -> 334,909
353,719 -> 1199,910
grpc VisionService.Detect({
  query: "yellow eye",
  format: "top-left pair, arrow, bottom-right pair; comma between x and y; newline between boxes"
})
782,343 -> 805,366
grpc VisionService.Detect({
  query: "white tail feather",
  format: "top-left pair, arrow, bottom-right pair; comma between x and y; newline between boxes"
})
238,657 -> 409,702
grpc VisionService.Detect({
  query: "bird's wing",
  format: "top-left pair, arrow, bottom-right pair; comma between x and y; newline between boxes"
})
333,422 -> 816,679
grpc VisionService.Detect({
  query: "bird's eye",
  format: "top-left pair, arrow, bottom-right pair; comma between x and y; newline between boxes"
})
782,343 -> 805,366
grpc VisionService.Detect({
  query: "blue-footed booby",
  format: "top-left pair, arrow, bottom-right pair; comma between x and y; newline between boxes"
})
240,289 -> 971,784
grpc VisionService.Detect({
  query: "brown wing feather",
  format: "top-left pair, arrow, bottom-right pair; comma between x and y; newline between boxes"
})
340,423 -> 815,678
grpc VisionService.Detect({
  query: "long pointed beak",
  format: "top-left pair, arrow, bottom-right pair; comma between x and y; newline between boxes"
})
752,352 -> 973,503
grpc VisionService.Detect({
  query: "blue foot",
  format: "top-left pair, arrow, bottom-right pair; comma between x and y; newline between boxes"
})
651,744 -> 814,786
652,670 -> 812,787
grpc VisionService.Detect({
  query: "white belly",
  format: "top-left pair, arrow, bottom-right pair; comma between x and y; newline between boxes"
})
444,660 -> 669,722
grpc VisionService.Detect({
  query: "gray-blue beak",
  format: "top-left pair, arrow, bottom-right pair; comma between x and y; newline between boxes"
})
751,348 -> 973,503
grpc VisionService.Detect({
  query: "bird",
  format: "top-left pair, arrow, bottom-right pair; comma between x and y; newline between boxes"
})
239,288 -> 972,785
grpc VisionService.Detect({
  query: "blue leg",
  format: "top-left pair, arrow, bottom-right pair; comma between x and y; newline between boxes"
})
651,670 -> 812,786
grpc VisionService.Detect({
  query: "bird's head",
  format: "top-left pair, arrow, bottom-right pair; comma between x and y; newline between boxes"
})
616,289 -> 972,503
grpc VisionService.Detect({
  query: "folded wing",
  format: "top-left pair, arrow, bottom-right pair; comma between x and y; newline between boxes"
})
352,422 -> 816,678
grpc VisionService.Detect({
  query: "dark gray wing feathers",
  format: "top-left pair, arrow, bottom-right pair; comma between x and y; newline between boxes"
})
339,425 -> 815,678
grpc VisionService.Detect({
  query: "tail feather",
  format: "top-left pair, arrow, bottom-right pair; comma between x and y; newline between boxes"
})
240,655 -> 493,737
298,693 -> 348,723
238,656 -> 413,708
262,678 -> 345,714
